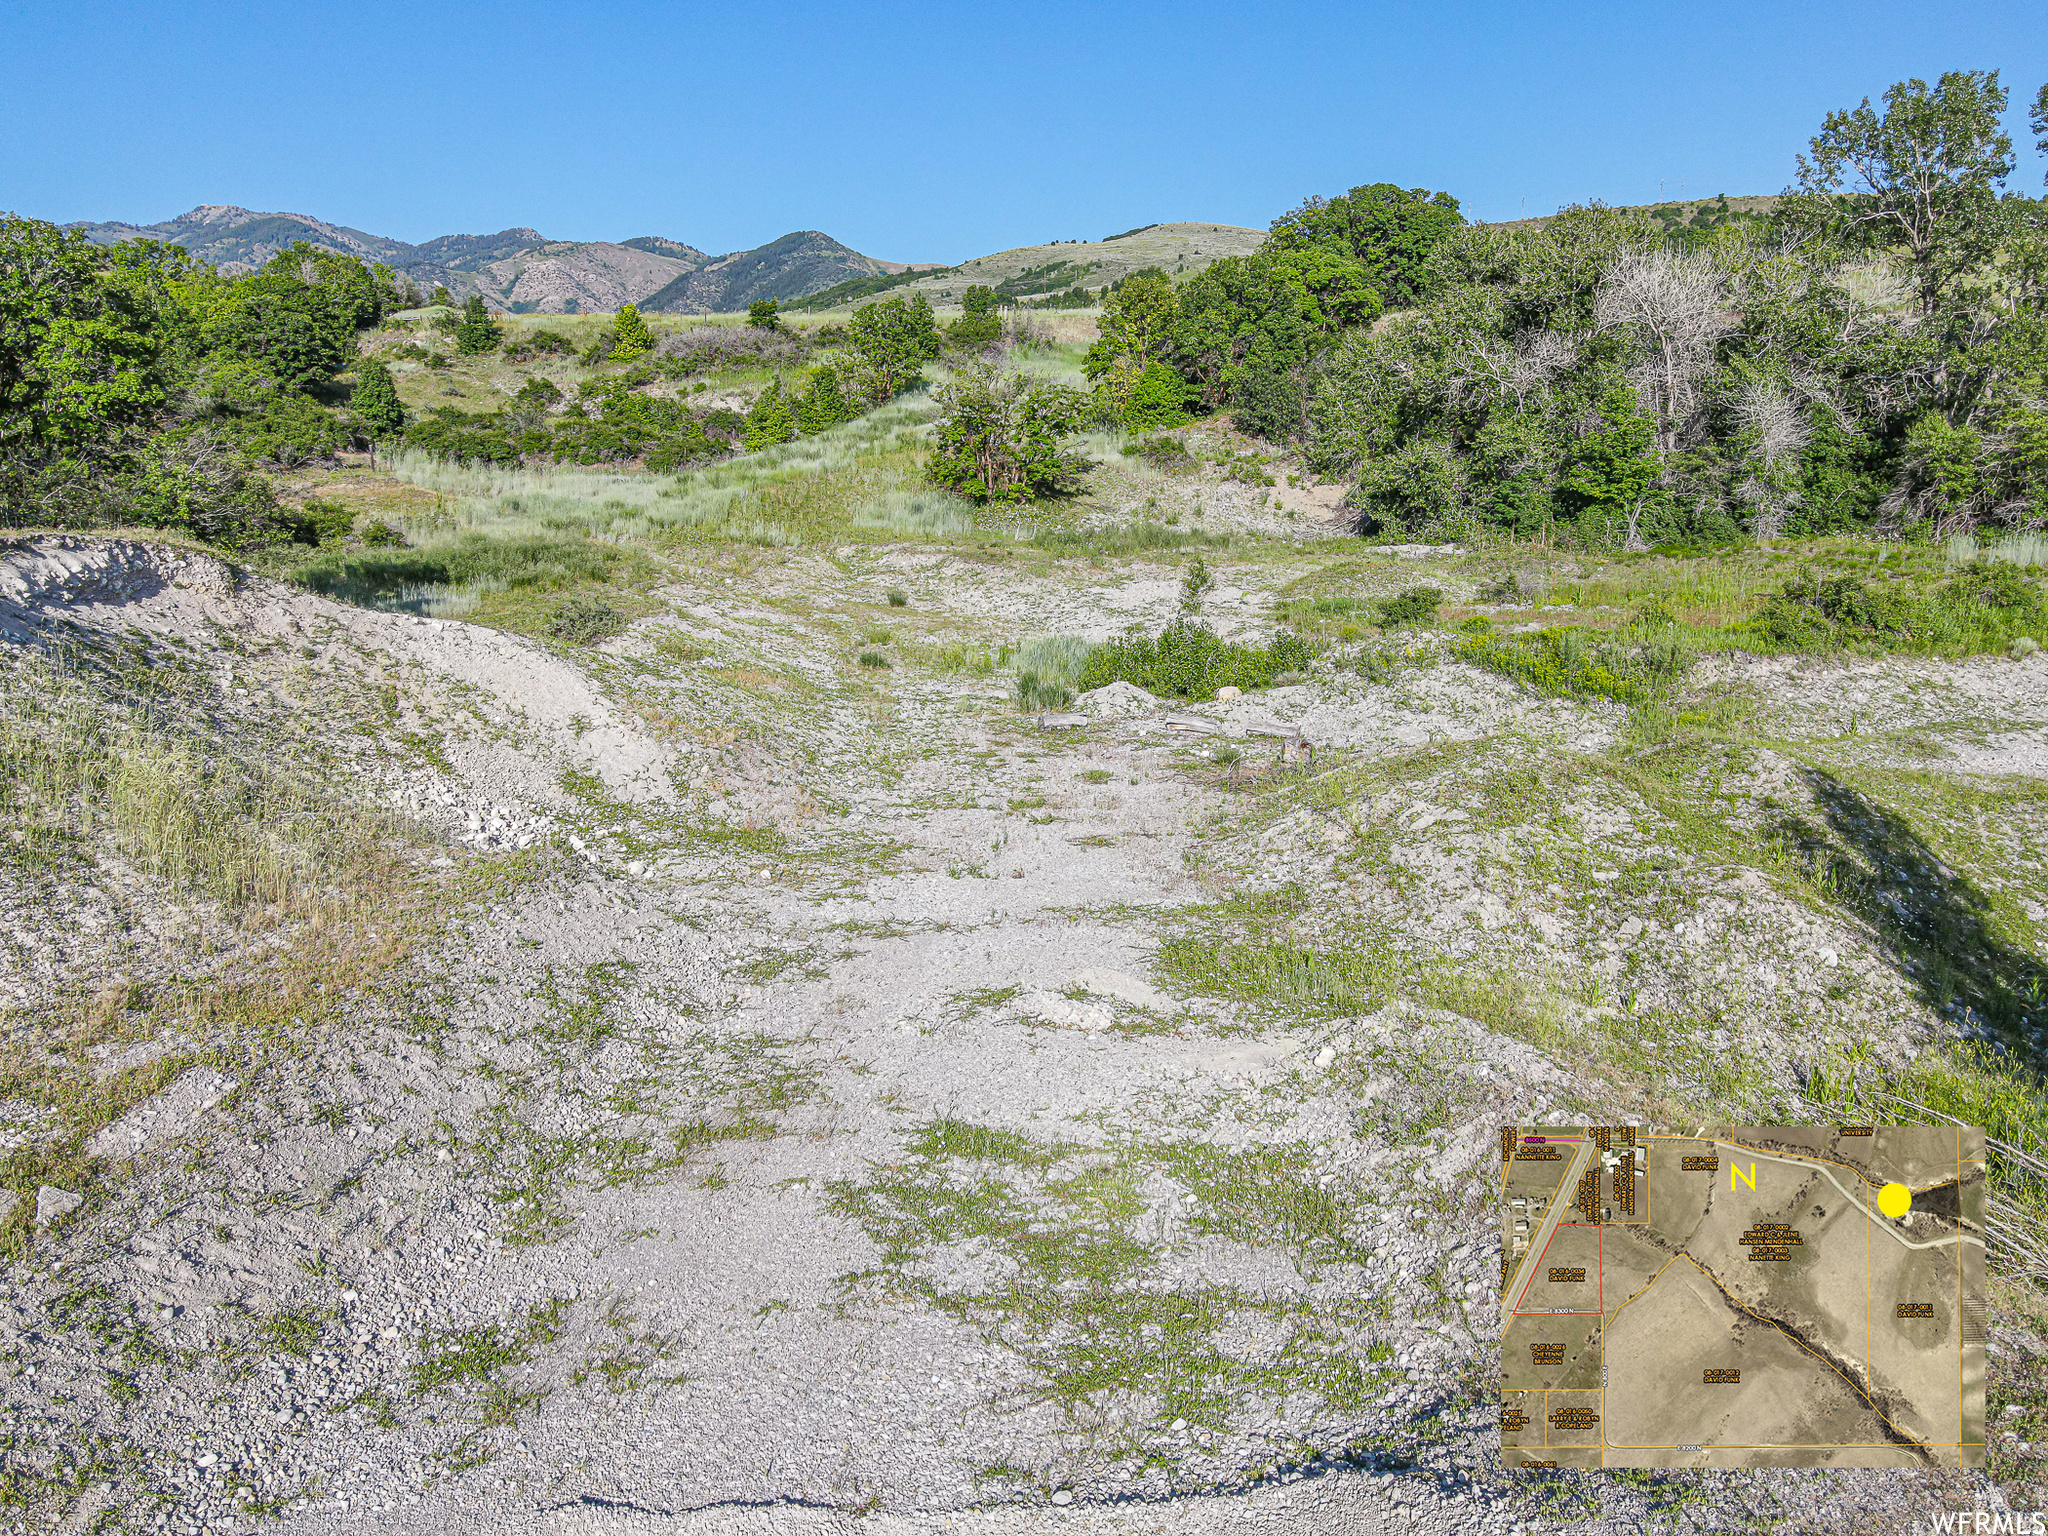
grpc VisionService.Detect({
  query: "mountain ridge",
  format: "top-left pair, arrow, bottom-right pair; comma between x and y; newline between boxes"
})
64,205 -> 917,315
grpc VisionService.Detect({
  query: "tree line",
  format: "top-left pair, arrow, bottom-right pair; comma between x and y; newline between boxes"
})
0,226 -> 417,541
1084,71 -> 2048,546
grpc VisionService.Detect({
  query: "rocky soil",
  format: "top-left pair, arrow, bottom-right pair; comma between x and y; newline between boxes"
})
1,532 -> 2041,1535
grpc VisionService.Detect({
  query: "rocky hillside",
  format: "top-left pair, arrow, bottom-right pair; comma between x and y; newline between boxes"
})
457,239 -> 704,315
69,204 -> 419,270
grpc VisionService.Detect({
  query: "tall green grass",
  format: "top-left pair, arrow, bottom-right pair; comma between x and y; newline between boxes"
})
1947,533 -> 2048,569
852,490 -> 979,537
291,533 -> 628,614
1014,635 -> 1096,710
378,401 -> 937,552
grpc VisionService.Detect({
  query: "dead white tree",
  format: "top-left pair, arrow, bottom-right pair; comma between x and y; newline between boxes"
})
1449,328 -> 1582,411
1732,377 -> 1812,543
1595,248 -> 1735,460
1591,248 -> 1740,548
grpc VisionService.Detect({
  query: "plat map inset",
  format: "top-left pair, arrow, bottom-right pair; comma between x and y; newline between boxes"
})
1499,1124 -> 1985,1468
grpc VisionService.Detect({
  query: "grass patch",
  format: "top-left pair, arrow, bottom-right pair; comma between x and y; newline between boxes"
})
1156,935 -> 1389,1018
1455,623 -> 1690,704
1746,564 -> 2048,657
291,531 -> 633,614
1030,522 -> 1229,556
410,1298 -> 571,1396
1015,634 -> 1094,710
0,646 -> 414,914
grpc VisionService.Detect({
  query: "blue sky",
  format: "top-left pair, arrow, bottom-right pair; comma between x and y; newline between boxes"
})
5,0 -> 2045,262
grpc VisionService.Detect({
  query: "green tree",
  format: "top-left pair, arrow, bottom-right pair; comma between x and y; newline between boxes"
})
0,215 -> 176,463
1266,247 -> 1382,333
1123,361 -> 1189,431
350,359 -> 404,442
1785,70 -> 2016,313
847,294 -> 940,403
1266,183 -> 1463,309
0,220 -> 285,538
1559,388 -> 1660,547
1083,269 -> 1184,417
262,242 -> 394,332
429,286 -> 453,307
1085,271 -> 1179,381
743,377 -> 797,450
747,299 -> 781,331
947,285 -> 1004,351
2035,82 -> 2048,184
610,303 -> 654,360
1170,256 -> 1321,432
454,295 -> 503,355
926,365 -> 1089,504
200,269 -> 357,392
795,364 -> 857,434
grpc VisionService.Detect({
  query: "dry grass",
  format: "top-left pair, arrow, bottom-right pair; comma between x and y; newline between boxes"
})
1,649 -> 410,914
0,642 -> 497,1249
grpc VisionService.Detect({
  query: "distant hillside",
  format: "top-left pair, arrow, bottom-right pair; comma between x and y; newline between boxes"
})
638,231 -> 905,315
66,206 -> 915,315
1487,193 -> 1778,234
875,222 -> 1267,309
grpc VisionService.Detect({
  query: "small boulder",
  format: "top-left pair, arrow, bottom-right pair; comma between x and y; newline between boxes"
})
1216,685 -> 1242,700
1076,680 -> 1158,719
35,1186 -> 82,1225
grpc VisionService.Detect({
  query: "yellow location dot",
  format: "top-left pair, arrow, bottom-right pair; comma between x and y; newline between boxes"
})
1877,1182 -> 1912,1219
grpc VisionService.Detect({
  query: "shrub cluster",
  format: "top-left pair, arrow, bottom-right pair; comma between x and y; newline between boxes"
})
1374,586 -> 1441,627
1751,564 -> 2048,655
548,593 -> 627,644
1077,620 -> 1320,701
656,326 -> 810,374
403,376 -> 735,470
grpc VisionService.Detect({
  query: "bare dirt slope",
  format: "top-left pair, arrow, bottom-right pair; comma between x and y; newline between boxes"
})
1,535 -> 2037,1536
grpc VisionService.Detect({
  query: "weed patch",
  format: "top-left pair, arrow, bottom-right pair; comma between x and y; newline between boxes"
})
823,1120 -> 1398,1434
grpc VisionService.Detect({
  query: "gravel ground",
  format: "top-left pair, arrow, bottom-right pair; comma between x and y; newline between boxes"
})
1,535 -> 2038,1535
